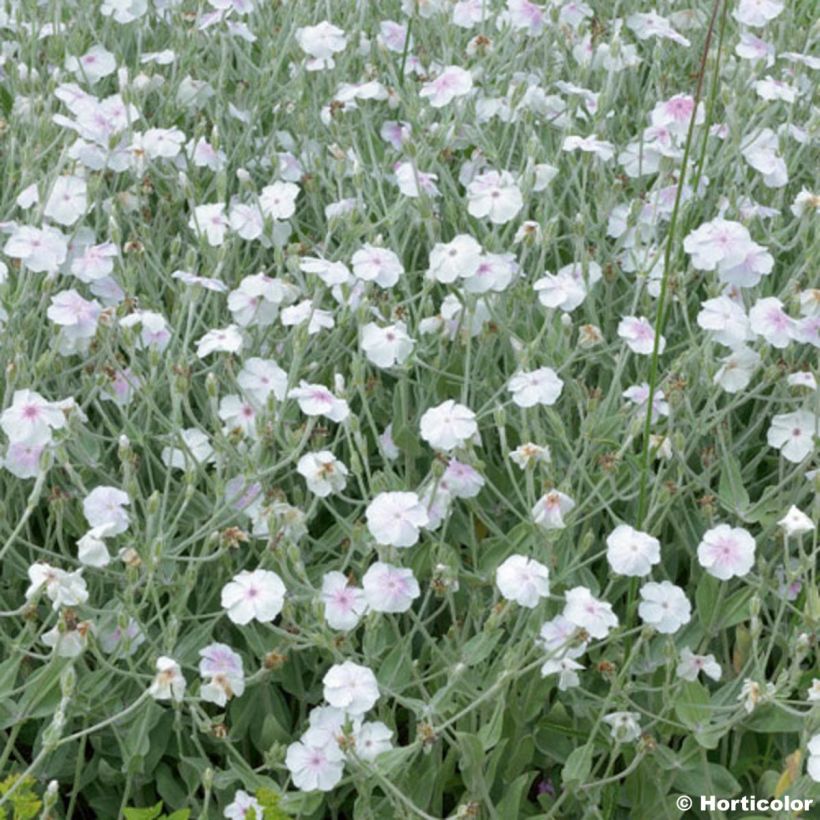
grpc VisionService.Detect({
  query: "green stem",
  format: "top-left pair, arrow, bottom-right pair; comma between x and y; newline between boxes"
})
635,0 -> 725,529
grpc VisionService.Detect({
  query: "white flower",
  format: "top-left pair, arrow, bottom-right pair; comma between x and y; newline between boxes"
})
72,242 -> 118,282
300,256 -> 352,287
733,0 -> 783,27
606,525 -> 661,577
508,367 -> 563,408
238,357 -> 288,404
807,679 -> 820,703
638,581 -> 691,634
766,410 -> 816,463
44,175 -> 88,226
218,394 -> 258,438
561,135 -> 615,161
738,678 -> 775,713
441,459 -> 484,498
100,0 -> 147,23
496,554 -> 550,608
379,19 -> 411,51
419,400 -> 478,451
534,270 -> 588,313
787,372 -> 817,391
360,322 -> 414,368
394,161 -> 440,198
807,734 -> 820,783
26,563 -> 88,610
2,441 -> 47,479
149,657 -> 186,702
43,623 -> 91,658
509,442 -> 550,469
285,729 -> 345,791
280,300 -> 335,336
66,45 -> 117,84
426,234 -> 482,283
288,382 -> 350,423
1,389 -> 67,445
224,790 -> 263,820
713,346 -> 760,394
602,711 -> 641,743
351,245 -> 404,288
777,505 -> 814,536
532,490 -> 575,530
617,315 -> 665,355
323,661 -> 379,716
354,721 -> 393,760
297,451 -> 348,497
161,428 -> 214,470
196,324 -> 243,358
228,274 -> 295,328
683,219 -> 753,273
189,203 -> 229,246
77,524 -> 116,568
696,296 -> 752,348
83,486 -> 130,535
463,252 -> 518,293
221,568 -> 286,625
742,128 -> 788,188
697,524 -> 756,580
362,561 -> 420,613
259,181 -> 299,220
139,128 -> 185,160
4,225 -> 68,273
736,32 -> 776,65
622,384 -> 669,421
791,190 -> 820,218
626,11 -> 690,46
537,615 -> 587,661
540,656 -> 585,690
120,311 -> 171,351
749,297 -> 796,348
419,65 -> 473,107
676,647 -> 722,682
418,483 -> 452,530
466,170 -> 523,224
563,586 -> 618,639
296,21 -> 347,70
321,572 -> 367,631
47,289 -> 102,355
366,491 -> 429,547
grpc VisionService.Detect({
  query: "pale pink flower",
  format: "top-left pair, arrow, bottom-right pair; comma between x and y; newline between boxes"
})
617,315 -> 665,355
749,297 -> 795,348
321,571 -> 367,631
676,647 -> 722,682
420,66 -> 473,108
221,568 -> 286,625
563,586 -> 619,639
362,561 -> 420,613
466,170 -> 523,225
288,381 -> 350,423
697,524 -> 756,580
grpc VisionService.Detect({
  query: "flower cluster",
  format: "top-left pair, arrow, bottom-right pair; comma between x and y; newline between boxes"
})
0,0 -> 817,816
